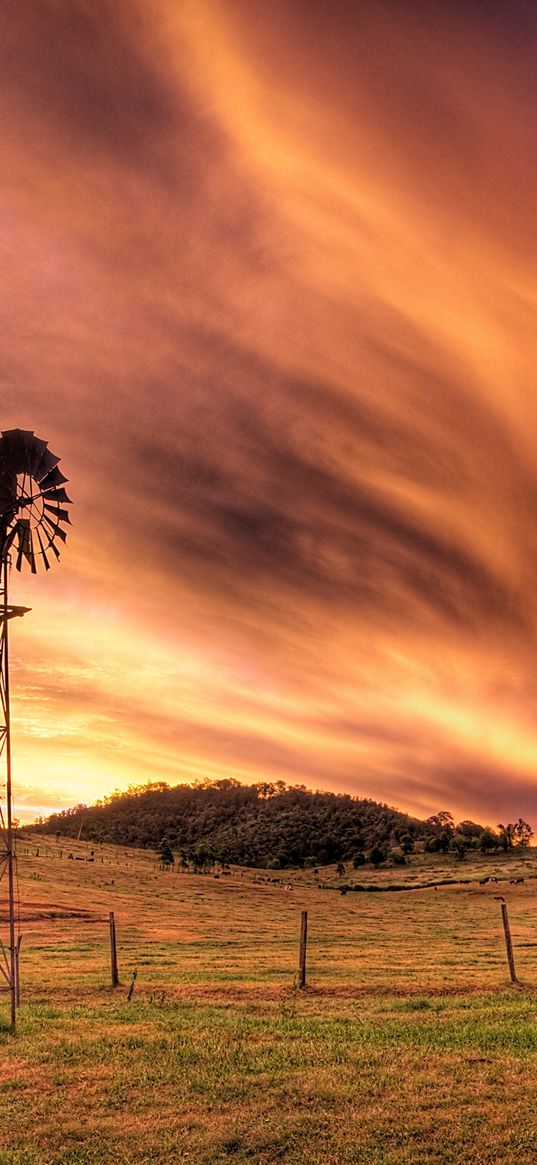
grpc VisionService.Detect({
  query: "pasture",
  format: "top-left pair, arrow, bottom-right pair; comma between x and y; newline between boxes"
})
2,838 -> 537,1163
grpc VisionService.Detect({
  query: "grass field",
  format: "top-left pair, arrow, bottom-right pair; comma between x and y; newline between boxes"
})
2,838 -> 537,1163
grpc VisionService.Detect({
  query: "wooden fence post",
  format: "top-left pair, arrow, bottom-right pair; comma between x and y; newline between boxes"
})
298,910 -> 308,989
109,911 -> 119,987
500,900 -> 518,983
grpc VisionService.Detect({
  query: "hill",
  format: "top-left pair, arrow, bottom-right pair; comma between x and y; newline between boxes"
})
31,778 -> 494,869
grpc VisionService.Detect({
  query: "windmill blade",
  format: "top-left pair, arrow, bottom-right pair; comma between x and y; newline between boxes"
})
0,430 -> 35,472
41,514 -> 68,543
0,470 -> 17,522
25,435 -> 49,476
35,527 -> 51,570
43,487 -> 72,505
29,530 -> 37,574
15,520 -> 36,574
20,519 -> 34,569
0,430 -> 51,478
0,433 -> 21,516
34,448 -> 60,484
40,466 -> 68,492
43,504 -> 71,524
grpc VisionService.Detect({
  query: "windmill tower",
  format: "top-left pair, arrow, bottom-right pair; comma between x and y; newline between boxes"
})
0,430 -> 72,1030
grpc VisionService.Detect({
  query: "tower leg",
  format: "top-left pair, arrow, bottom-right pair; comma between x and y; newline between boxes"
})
0,555 -> 17,1031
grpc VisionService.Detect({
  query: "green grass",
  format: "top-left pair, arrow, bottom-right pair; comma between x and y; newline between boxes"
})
3,992 -> 537,1163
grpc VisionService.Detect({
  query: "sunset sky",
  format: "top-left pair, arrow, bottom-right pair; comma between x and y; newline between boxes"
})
3,0 -> 537,826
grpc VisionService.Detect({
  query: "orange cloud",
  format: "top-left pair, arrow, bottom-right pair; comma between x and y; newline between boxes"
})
2,0 -> 537,827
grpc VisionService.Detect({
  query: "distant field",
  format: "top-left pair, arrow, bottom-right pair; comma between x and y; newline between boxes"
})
2,837 -> 537,1163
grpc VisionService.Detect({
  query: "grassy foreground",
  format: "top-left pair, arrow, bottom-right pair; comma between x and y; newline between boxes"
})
2,838 -> 537,1163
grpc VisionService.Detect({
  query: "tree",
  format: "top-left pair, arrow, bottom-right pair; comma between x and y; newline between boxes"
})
192,842 -> 214,872
498,823 -> 516,850
425,812 -> 454,853
425,835 -> 440,853
497,820 -> 534,850
426,812 -> 454,834
336,861 -> 346,877
256,782 -> 276,799
399,833 -> 414,855
451,833 -> 467,861
456,820 -> 483,842
368,845 -> 386,868
513,818 -> 534,848
479,828 -> 499,853
157,838 -> 174,868
437,829 -> 451,853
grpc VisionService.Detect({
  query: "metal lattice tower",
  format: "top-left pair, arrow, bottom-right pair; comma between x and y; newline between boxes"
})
0,430 -> 72,1031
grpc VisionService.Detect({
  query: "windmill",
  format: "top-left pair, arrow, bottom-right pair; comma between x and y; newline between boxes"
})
0,429 -> 72,1030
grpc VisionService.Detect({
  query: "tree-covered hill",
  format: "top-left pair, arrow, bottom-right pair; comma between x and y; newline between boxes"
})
30,778 -> 497,869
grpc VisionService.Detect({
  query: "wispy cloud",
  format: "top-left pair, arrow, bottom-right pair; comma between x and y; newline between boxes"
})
2,0 -> 537,824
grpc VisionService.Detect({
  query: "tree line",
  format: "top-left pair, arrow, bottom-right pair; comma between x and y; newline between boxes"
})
31,779 -> 533,870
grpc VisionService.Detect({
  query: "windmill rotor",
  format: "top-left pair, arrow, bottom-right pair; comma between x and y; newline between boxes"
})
0,427 -> 72,1030
0,429 -> 72,573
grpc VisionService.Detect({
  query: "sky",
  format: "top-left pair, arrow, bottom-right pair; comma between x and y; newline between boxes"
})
2,0 -> 537,827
